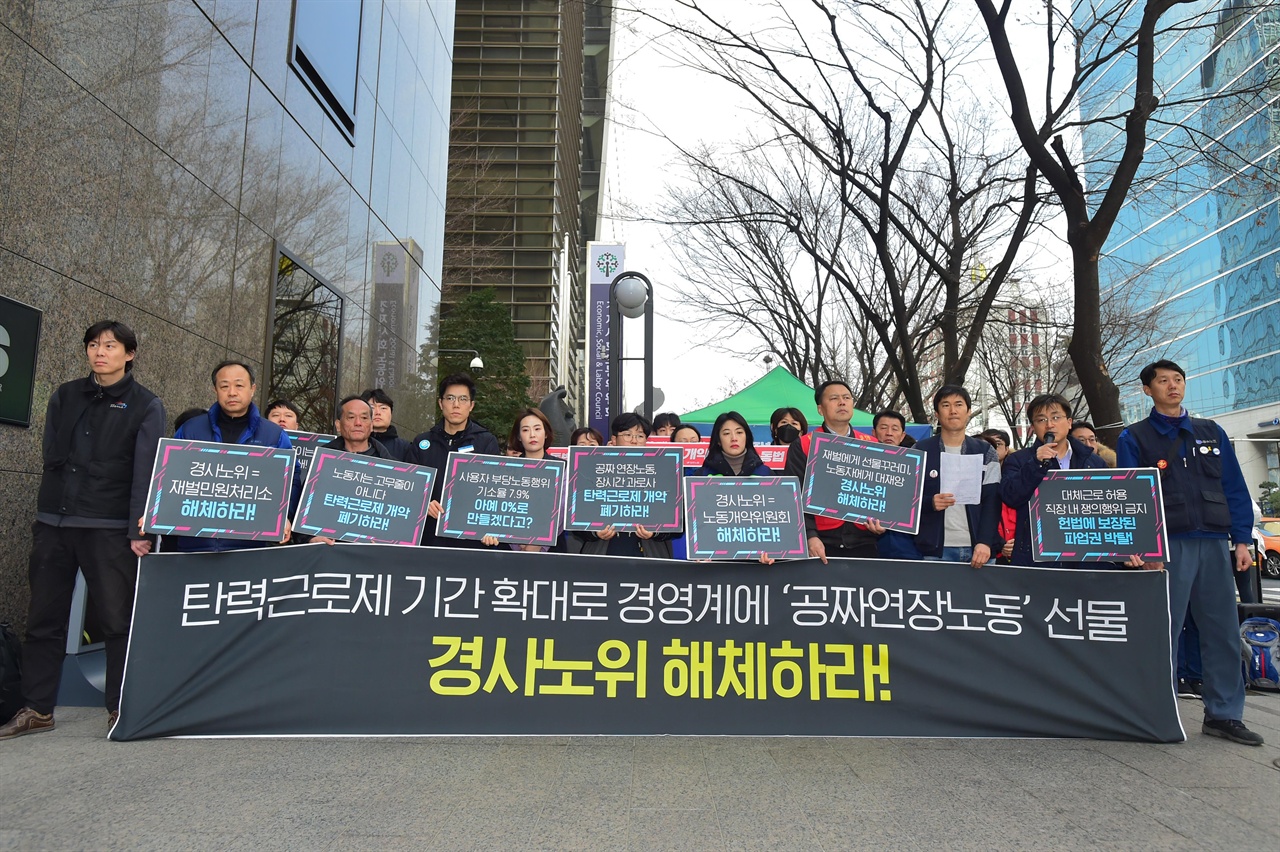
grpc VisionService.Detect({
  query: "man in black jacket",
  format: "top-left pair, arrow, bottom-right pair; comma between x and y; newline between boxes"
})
1,321 -> 165,739
406,374 -> 500,545
362,388 -> 411,460
325,395 -> 394,458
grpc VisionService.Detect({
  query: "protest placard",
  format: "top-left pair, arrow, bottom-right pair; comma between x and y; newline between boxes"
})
142,438 -> 295,541
437,453 -> 566,546
801,431 -> 926,533
1031,468 -> 1169,562
565,446 -> 684,532
684,476 -> 807,560
284,429 -> 338,479
292,449 -> 435,545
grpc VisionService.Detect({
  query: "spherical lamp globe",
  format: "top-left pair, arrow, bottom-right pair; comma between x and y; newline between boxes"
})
614,276 -> 648,318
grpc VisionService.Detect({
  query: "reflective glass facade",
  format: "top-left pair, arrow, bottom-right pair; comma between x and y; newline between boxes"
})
1079,3 -> 1280,425
0,0 -> 453,629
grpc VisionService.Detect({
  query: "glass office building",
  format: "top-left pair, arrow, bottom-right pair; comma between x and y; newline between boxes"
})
0,1 -> 453,630
1079,2 -> 1280,484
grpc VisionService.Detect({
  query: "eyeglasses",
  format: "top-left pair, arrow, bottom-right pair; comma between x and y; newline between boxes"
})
1076,435 -> 1098,445
1032,414 -> 1068,426
442,395 -> 471,404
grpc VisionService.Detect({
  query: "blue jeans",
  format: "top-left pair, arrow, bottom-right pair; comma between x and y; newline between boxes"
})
1166,539 -> 1244,721
922,546 -> 975,564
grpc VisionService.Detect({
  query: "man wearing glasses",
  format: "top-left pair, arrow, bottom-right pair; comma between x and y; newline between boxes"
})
406,373 -> 500,546
1000,393 -> 1108,567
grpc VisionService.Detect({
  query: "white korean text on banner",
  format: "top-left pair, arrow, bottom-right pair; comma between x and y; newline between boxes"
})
113,546 -> 1184,742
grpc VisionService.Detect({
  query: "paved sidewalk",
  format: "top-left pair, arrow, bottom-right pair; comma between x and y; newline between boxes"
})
2,694 -> 1277,851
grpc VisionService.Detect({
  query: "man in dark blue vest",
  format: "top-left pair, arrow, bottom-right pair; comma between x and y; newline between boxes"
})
1,321 -> 165,739
1116,359 -> 1263,746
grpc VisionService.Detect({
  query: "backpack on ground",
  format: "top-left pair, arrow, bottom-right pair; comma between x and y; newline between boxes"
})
0,622 -> 22,721
1240,616 -> 1280,691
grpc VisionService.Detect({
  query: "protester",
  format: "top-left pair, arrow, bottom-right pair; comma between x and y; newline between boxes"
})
1000,394 -> 1108,567
770,407 -> 808,445
0,321 -> 165,739
361,388 -> 411,460
323,396 -> 393,458
505,408 -> 558,552
652,412 -> 682,437
870,410 -> 921,561
785,381 -> 878,561
1116,359 -> 1264,746
173,407 -> 206,434
671,424 -> 701,443
978,428 -> 1016,558
689,411 -> 777,564
1072,420 -> 1117,466
1069,421 -> 1098,449
914,385 -> 1001,568
509,408 -> 553,459
577,413 -> 673,559
407,373 -> 501,547
167,360 -> 295,553
872,409 -> 909,449
977,428 -> 1011,463
265,399 -> 300,431
694,411 -> 769,477
570,426 -> 604,446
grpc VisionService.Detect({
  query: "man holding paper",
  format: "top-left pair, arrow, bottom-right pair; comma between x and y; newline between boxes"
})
914,385 -> 1001,567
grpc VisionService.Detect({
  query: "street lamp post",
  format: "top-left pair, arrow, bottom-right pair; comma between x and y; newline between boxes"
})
608,271 -> 654,421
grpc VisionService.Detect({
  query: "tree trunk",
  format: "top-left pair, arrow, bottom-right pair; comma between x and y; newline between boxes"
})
1066,246 -> 1124,445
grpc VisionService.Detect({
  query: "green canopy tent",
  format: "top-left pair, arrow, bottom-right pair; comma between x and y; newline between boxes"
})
680,367 -> 874,440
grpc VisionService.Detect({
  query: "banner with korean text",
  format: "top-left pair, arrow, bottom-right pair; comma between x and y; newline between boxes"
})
112,547 -> 1183,742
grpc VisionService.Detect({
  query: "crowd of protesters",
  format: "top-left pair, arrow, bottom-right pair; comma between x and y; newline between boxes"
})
0,321 -> 1263,748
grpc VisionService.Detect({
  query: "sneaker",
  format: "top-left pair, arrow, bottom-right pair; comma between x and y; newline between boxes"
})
107,710 -> 119,730
1202,718 -> 1264,746
0,708 -> 55,740
1177,678 -> 1203,699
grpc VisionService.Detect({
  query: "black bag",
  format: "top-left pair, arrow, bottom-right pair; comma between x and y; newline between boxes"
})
0,622 -> 22,721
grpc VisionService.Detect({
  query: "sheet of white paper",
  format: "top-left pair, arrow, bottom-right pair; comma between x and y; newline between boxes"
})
939,452 -> 983,505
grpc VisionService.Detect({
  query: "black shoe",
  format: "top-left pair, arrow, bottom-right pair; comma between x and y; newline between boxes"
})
1177,678 -> 1203,699
1202,718 -> 1264,746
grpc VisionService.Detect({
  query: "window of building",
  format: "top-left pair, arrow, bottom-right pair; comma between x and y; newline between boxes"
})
291,0 -> 362,142
268,247 -> 344,430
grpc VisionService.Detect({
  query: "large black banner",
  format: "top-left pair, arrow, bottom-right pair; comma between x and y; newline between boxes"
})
114,547 -> 1183,742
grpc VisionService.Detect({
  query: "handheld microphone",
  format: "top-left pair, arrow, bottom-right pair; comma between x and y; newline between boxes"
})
1040,432 -> 1056,469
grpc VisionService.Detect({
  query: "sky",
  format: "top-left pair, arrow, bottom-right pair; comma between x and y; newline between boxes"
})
596,2 -> 795,414
594,1 -> 1072,418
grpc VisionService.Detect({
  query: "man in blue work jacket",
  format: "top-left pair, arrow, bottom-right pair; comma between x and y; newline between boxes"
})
169,360 -> 296,552
1116,359 -> 1263,746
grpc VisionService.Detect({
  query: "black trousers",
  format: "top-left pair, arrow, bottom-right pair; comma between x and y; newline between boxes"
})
22,522 -> 138,714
